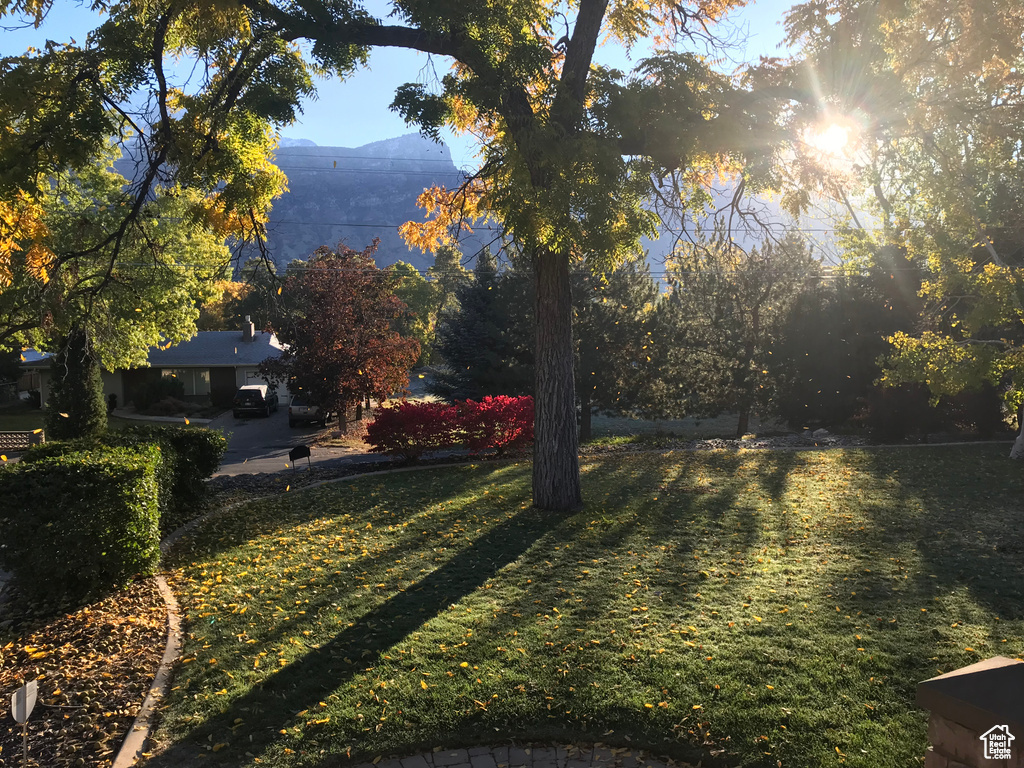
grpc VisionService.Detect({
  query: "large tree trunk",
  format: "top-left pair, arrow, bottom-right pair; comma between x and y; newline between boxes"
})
533,247 -> 582,511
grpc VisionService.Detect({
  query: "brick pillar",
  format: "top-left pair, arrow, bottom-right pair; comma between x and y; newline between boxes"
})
917,656 -> 1024,767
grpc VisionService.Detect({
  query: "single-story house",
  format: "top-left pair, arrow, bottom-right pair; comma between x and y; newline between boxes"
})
23,319 -> 284,409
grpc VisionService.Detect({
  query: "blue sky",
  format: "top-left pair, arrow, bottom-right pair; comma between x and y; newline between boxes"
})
1,1 -> 796,169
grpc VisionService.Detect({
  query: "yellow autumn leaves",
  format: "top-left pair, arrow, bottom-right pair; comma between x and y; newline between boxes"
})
0,191 -> 54,288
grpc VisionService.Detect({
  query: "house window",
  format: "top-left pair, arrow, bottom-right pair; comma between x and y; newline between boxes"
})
162,368 -> 211,397
194,369 -> 211,396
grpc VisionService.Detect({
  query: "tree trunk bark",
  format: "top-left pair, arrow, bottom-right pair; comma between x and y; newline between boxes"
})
356,399 -> 363,421
533,247 -> 582,511
736,407 -> 750,439
339,402 -> 348,433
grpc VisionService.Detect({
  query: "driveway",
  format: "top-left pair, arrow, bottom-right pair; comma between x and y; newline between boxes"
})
208,408 -> 381,476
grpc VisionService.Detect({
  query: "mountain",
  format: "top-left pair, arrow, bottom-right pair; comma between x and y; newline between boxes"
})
114,132 -> 848,274
259,134 -> 484,271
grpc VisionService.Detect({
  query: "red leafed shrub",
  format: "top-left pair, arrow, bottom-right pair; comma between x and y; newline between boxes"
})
363,401 -> 461,460
459,396 -> 534,455
364,396 -> 534,460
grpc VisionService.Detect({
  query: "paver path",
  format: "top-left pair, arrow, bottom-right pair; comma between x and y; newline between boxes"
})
352,744 -> 699,768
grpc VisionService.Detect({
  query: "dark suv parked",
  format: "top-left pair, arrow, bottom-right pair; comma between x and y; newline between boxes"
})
232,384 -> 279,418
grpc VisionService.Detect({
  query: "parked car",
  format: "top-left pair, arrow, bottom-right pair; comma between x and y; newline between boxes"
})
233,384 -> 278,418
288,394 -> 329,427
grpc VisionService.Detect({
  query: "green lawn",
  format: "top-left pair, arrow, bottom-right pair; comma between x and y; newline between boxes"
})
153,445 -> 1024,768
0,403 -> 44,431
0,406 -> 198,437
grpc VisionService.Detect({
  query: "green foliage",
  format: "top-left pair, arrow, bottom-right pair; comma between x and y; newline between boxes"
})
43,329 -> 107,441
0,444 -> 161,601
23,425 -> 226,534
120,424 -> 227,502
0,346 -> 20,383
782,0 -> 1024,435
427,246 -> 471,317
650,228 -> 815,435
431,251 -> 663,435
773,275 -> 914,429
575,256 -> 661,438
0,0 -> 784,511
133,374 -> 187,411
429,250 -> 534,401
389,261 -> 440,364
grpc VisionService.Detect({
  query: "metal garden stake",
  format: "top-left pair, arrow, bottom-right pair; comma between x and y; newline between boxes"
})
11,680 -> 37,768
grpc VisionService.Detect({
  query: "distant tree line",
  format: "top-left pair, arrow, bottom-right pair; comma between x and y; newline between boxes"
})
393,232 -> 1008,442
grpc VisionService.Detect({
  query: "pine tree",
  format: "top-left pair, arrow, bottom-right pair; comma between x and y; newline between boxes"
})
429,250 -> 534,401
575,258 -> 661,441
44,329 -> 107,440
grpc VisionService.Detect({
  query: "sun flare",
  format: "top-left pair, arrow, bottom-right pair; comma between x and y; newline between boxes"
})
807,122 -> 851,157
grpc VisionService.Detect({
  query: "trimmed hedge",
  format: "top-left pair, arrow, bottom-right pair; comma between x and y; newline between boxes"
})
22,425 -> 227,533
365,396 -> 534,461
0,445 -> 161,600
120,425 -> 227,524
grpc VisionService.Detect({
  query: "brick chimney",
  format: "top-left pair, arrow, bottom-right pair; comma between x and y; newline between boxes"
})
242,315 -> 255,342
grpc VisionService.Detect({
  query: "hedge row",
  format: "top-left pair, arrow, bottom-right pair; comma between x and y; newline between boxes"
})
0,426 -> 227,601
0,445 -> 162,601
21,425 -> 227,534
364,396 -> 533,460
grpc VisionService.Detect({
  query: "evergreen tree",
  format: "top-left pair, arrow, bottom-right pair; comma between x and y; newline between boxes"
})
772,272 -> 916,429
44,329 -> 107,440
429,249 -> 534,401
653,228 -> 815,436
575,257 -> 661,441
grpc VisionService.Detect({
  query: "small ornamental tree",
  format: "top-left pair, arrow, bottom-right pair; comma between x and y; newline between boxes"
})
260,241 -> 420,424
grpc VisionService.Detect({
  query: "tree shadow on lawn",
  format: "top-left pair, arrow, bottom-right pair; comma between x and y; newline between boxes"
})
165,463 -> 540,692
772,445 -> 1024,759
168,464 -> 512,568
149,498 -> 574,767
834,445 -> 1024,621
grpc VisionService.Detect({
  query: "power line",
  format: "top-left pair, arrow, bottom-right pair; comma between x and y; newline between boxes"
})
273,165 -> 466,177
273,152 -> 458,164
262,219 -> 859,234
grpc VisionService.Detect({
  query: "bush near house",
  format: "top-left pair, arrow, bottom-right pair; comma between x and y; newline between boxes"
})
0,445 -> 161,600
364,396 -> 533,460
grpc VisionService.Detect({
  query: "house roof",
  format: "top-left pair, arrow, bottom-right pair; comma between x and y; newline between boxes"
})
21,330 -> 284,370
149,331 -> 284,367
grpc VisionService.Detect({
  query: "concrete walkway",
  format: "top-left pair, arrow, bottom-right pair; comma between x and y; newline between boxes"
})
351,744 -> 698,768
